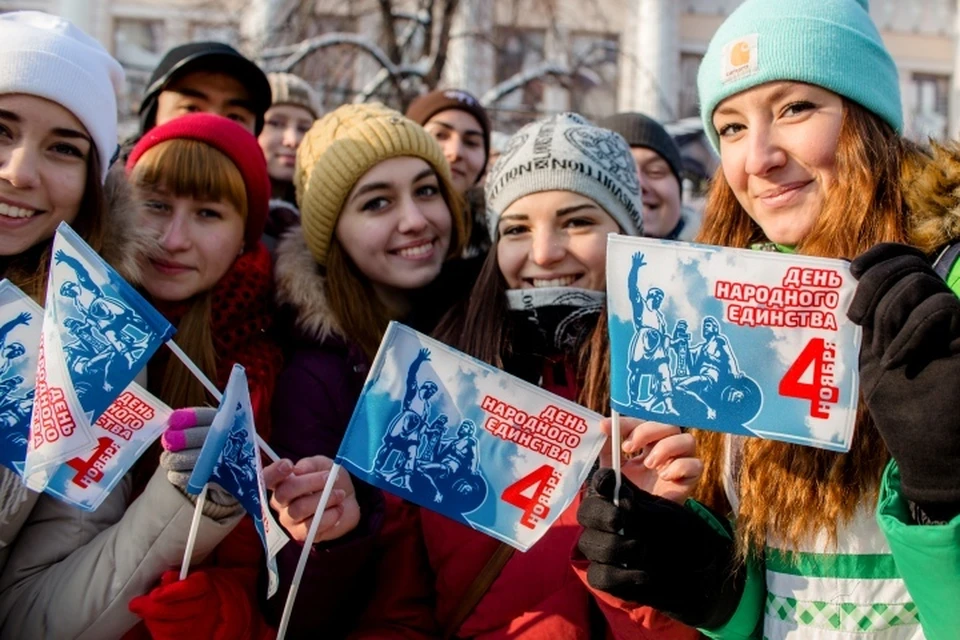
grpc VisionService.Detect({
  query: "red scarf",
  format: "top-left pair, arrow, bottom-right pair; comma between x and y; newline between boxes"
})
153,243 -> 282,438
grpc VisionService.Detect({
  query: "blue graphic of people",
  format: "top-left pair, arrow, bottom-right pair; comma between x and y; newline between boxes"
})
374,348 -> 437,490
375,349 -> 488,513
211,407 -> 257,502
0,311 -> 32,463
625,252 -> 762,427
55,250 -> 155,395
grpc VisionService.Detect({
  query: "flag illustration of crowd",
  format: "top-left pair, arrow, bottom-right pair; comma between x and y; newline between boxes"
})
0,1 -> 958,639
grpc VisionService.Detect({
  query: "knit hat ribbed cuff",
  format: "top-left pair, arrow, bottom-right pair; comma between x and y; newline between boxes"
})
0,12 -> 125,181
484,113 -> 643,240
697,0 -> 901,152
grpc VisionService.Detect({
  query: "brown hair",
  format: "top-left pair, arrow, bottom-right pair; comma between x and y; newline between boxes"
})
433,231 -> 611,414
0,149 -> 107,303
693,101 -> 914,555
324,167 -> 466,360
130,139 -> 248,410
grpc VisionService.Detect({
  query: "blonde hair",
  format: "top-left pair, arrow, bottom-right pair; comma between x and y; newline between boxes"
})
693,101 -> 916,556
130,139 -> 247,410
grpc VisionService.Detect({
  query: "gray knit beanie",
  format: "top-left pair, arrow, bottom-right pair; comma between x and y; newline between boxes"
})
484,113 -> 643,240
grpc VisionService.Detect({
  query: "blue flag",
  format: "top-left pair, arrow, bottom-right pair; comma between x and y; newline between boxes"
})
187,365 -> 288,597
0,281 -> 41,474
26,222 -> 175,473
606,235 -> 861,452
336,323 -> 605,552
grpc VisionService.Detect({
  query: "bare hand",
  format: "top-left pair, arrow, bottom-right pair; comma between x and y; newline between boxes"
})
598,417 -> 702,504
264,456 -> 361,544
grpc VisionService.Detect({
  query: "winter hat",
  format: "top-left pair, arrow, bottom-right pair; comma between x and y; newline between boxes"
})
295,102 -> 465,266
0,11 -> 124,182
484,113 -> 643,240
267,72 -> 321,119
698,0 -> 901,152
599,112 -> 684,194
126,113 -> 271,251
139,42 -> 272,135
406,88 -> 492,179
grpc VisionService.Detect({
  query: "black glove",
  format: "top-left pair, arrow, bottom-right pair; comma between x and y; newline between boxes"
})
848,243 -> 960,521
577,469 -> 743,628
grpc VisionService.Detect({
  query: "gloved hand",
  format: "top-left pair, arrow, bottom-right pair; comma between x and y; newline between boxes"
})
848,243 -> 960,521
577,469 -> 743,628
129,569 -> 251,640
160,407 -> 236,508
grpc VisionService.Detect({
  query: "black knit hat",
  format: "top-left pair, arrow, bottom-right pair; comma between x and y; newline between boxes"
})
598,112 -> 684,191
138,42 -> 272,135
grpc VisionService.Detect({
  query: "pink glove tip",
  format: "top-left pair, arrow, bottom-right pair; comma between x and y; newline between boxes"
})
161,430 -> 187,452
168,408 -> 198,431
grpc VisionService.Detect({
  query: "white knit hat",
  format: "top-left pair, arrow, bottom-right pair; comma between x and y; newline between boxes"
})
484,113 -> 643,240
0,12 -> 125,181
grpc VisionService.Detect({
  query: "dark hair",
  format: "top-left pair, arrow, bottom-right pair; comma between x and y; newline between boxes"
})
0,147 -> 106,303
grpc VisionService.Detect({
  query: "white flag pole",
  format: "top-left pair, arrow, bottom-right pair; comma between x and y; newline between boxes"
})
165,340 -> 281,463
179,484 -> 209,580
276,462 -> 342,640
611,409 -> 622,508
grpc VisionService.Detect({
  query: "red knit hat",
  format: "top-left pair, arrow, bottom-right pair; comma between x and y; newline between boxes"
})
126,113 -> 271,251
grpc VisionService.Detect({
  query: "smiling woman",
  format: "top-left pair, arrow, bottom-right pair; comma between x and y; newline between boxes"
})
263,102 -> 467,636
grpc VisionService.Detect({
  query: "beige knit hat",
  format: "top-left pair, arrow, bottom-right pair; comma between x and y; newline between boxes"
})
267,72 -> 320,118
295,102 -> 466,266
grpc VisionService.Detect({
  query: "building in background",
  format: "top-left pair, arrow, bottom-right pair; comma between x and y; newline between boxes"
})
0,0 -> 957,144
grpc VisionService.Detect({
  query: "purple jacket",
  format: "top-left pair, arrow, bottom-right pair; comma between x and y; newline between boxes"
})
267,229 -> 385,638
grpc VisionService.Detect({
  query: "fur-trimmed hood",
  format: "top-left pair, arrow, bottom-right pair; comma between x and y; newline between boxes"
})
273,226 -> 342,343
102,163 -> 150,284
904,141 -> 960,255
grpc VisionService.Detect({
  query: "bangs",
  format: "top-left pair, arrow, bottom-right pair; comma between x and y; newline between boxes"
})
131,139 -> 247,218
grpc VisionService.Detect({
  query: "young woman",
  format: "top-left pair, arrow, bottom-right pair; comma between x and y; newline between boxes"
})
121,112 -> 284,639
352,113 -> 699,639
405,89 -> 493,329
264,102 -> 467,636
578,1 -> 960,638
258,72 -> 320,251
0,13 -> 242,639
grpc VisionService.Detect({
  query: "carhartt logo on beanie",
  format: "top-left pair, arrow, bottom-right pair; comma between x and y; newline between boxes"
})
698,0 -> 900,152
484,113 -> 643,240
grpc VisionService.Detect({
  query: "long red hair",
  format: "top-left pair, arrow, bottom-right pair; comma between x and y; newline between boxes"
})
693,100 -> 924,555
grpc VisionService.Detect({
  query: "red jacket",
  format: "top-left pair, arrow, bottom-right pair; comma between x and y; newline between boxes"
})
351,359 -> 698,639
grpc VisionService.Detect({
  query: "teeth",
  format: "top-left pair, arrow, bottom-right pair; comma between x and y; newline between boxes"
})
531,276 -> 577,288
397,243 -> 432,258
0,202 -> 37,219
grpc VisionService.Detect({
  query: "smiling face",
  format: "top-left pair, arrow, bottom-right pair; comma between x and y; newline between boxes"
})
712,81 -> 843,246
423,109 -> 486,194
631,147 -> 682,238
135,188 -> 245,302
334,156 -> 453,304
258,103 -> 314,183
155,70 -> 256,133
0,94 -> 91,257
496,190 -> 620,291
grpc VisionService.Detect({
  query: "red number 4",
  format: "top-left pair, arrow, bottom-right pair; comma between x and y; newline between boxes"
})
779,338 -> 839,419
501,464 -> 555,529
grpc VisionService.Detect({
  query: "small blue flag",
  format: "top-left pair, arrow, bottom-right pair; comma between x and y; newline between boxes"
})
187,364 -> 288,597
336,323 -> 605,552
26,222 -> 175,473
605,235 -> 861,452
0,280 -> 41,474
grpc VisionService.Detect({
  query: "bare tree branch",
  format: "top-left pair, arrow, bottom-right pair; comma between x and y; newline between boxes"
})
378,0 -> 403,64
481,61 -> 602,106
356,9 -> 432,102
425,0 -> 460,87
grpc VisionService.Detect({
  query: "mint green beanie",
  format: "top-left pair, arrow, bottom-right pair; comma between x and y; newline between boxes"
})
697,0 -> 901,153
